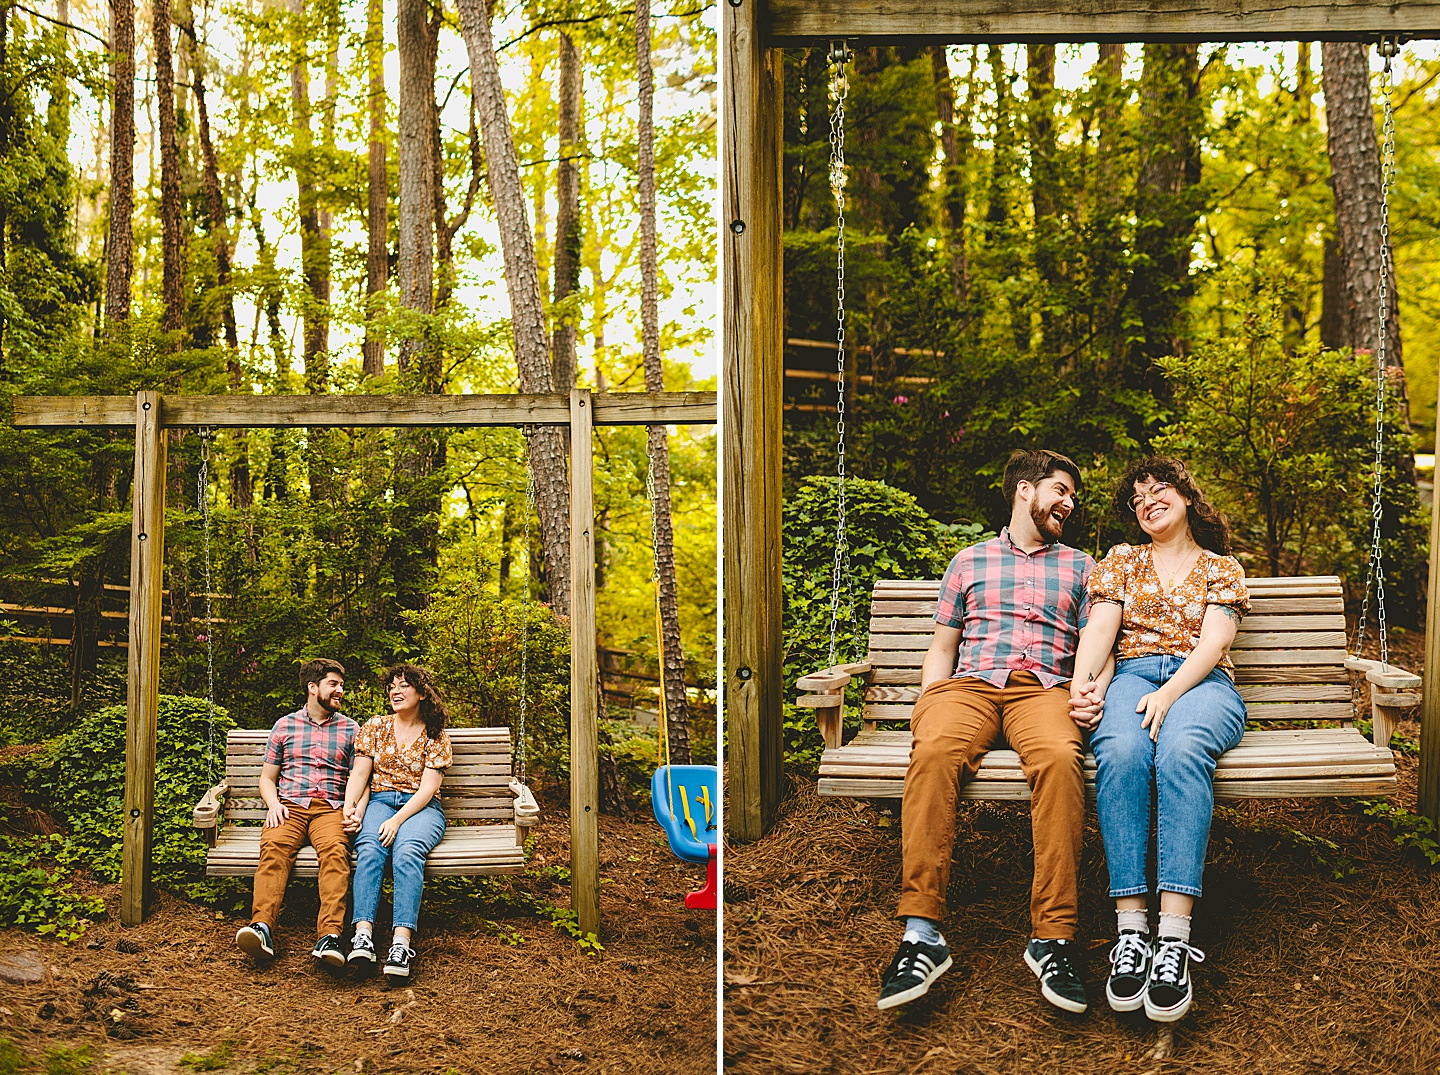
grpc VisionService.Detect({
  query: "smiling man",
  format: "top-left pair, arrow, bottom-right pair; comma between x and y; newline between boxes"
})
878,450 -> 1106,1014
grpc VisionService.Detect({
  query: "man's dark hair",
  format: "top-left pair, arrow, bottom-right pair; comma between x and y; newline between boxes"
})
1002,450 -> 1082,509
300,658 -> 345,694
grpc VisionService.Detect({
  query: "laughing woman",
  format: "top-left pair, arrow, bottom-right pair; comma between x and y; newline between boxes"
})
343,664 -> 453,981
1069,457 -> 1249,1024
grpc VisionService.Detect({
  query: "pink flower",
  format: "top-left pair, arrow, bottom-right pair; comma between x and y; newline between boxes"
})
893,395 -> 909,405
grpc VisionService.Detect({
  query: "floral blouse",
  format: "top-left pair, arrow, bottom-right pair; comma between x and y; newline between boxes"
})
354,713 -> 453,794
1088,543 -> 1250,673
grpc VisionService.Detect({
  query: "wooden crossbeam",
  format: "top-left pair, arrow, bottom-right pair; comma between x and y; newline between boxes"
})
763,0 -> 1440,45
10,391 -> 717,429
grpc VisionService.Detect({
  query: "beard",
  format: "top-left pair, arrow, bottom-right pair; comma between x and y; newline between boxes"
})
1031,498 -> 1065,542
316,689 -> 343,713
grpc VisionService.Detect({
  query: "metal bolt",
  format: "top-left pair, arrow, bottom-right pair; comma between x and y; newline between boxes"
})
737,666 -> 752,680
730,219 -> 745,234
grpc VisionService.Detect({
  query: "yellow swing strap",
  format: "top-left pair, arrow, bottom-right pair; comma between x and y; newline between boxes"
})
678,784 -> 699,840
699,784 -> 714,830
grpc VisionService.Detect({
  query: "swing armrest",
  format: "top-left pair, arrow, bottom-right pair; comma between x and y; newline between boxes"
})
510,778 -> 541,848
796,661 -> 873,752
1348,658 -> 1423,747
192,781 -> 229,846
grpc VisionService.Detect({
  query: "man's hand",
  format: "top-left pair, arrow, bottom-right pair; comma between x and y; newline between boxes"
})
1137,686 -> 1177,741
264,802 -> 290,829
1069,680 -> 1105,729
377,816 -> 402,847
341,803 -> 364,834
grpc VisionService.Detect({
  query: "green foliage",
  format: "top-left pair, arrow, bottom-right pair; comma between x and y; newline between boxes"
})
1361,800 -> 1440,867
46,695 -> 237,896
1356,718 -> 1421,756
548,907 -> 605,956
180,1040 -> 238,1072
781,476 -> 986,767
0,830 -> 103,942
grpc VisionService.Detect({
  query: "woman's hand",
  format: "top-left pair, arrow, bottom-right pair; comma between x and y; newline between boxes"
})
1137,687 -> 1177,741
1069,680 -> 1105,729
342,802 -> 366,833
377,815 -> 403,847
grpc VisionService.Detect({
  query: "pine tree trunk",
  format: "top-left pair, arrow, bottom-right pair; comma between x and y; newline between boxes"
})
105,0 -> 135,327
552,30 -> 582,392
290,0 -> 329,392
396,0 -> 434,375
930,45 -> 968,300
636,2 -> 690,765
455,0 -> 571,616
362,0 -> 387,378
1027,43 -> 1060,353
152,0 -> 183,339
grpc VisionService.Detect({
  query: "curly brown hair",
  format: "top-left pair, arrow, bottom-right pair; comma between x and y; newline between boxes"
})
382,663 -> 449,741
1114,456 -> 1232,555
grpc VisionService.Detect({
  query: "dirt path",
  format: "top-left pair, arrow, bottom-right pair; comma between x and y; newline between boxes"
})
0,810 -> 716,1075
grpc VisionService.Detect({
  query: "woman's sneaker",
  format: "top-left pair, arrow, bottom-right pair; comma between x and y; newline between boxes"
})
383,942 -> 416,981
1024,938 -> 1088,1013
876,935 -> 953,1010
1144,938 -> 1204,1022
348,932 -> 377,967
235,922 -> 274,962
1106,930 -> 1153,1012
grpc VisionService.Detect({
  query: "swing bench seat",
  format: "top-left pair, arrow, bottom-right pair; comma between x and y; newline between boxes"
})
800,576 -> 1415,801
191,726 -> 541,878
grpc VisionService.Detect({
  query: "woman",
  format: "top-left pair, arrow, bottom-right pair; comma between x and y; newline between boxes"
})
343,663 -> 453,981
1070,457 -> 1249,1023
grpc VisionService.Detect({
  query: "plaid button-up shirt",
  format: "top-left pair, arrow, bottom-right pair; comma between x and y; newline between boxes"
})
265,708 -> 359,809
933,528 -> 1095,689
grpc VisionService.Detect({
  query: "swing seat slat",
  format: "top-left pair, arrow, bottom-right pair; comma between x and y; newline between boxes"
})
193,726 -> 539,877
804,576 -> 1408,801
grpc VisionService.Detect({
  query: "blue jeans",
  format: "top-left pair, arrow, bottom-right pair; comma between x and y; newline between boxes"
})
1091,655 -> 1247,898
351,790 -> 447,932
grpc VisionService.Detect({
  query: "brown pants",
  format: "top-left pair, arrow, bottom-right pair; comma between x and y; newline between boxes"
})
898,672 -> 1084,939
251,800 -> 351,940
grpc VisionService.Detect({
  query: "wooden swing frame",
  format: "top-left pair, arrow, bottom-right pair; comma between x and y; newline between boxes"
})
12,388 -> 717,933
721,0 -> 1440,840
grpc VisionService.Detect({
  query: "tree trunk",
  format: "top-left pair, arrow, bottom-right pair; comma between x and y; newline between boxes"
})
636,2 -> 690,764
105,0 -> 135,327
290,0 -> 329,392
396,0 -> 434,375
1027,43 -> 1060,352
362,0 -> 387,378
552,30 -> 582,392
455,0 -> 571,616
930,45 -> 968,300
152,0 -> 184,339
1321,235 -> 1347,350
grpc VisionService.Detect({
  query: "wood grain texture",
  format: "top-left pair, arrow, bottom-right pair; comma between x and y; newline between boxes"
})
761,0 -> 1440,44
1424,396 -> 1440,819
569,390 -> 600,935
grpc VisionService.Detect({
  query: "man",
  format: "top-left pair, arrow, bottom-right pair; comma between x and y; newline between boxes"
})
235,658 -> 360,968
877,450 -> 1107,1013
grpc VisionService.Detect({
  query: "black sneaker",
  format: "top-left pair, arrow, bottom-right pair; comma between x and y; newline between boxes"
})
876,935 -> 953,1010
348,932 -> 377,967
1024,938 -> 1088,1013
235,922 -> 274,962
311,934 -> 346,968
1106,930 -> 1153,1012
383,941 -> 415,981
1144,938 -> 1204,1022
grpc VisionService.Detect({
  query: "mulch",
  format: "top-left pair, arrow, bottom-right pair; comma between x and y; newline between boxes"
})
724,632 -> 1440,1075
0,808 -> 717,1075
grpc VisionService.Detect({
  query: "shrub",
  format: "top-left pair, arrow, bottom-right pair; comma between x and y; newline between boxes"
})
782,476 -> 987,768
0,829 -> 103,942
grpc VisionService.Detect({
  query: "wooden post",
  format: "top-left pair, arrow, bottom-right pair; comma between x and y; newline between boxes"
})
722,0 -> 785,841
122,391 -> 166,925
568,389 -> 600,934
1420,394 -> 1440,821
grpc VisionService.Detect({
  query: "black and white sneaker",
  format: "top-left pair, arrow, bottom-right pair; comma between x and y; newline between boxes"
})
236,922 -> 274,962
1144,938 -> 1204,1023
1106,930 -> 1153,1012
1024,938 -> 1088,1013
348,932 -> 377,967
383,942 -> 415,981
876,935 -> 953,1010
311,934 -> 346,968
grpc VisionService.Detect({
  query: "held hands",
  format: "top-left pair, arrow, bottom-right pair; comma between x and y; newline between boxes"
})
264,802 -> 290,829
342,802 -> 365,833
1069,680 -> 1105,729
377,815 -> 403,847
1137,687 -> 1177,741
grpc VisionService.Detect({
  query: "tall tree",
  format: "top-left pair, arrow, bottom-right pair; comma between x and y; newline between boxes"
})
152,0 -> 183,337
456,0 -> 572,615
290,0 -> 330,393
931,45 -> 969,300
552,30 -> 582,392
395,0 -> 434,374
362,0 -> 386,378
1027,43 -> 1061,352
105,0 -> 136,326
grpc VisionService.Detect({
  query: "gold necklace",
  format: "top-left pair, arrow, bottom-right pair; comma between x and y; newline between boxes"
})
1151,544 -> 1199,591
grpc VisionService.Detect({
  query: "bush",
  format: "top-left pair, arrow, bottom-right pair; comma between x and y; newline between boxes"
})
0,829 -> 103,942
781,476 -> 987,768
45,695 -> 236,896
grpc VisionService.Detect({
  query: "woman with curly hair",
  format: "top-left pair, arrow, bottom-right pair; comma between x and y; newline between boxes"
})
1069,457 -> 1249,1023
342,664 -> 453,981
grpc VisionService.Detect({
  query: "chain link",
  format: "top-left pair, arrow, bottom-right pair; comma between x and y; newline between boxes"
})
198,429 -> 218,784
827,41 -> 852,668
518,429 -> 535,783
1359,39 -> 1398,668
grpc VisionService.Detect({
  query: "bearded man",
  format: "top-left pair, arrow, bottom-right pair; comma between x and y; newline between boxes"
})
878,449 -> 1107,1014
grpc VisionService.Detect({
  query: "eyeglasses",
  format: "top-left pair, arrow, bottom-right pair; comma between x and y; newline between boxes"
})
1129,481 -> 1174,513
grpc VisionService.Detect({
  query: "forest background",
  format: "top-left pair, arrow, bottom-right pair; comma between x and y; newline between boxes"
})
782,41 -> 1440,763
0,0 -> 717,925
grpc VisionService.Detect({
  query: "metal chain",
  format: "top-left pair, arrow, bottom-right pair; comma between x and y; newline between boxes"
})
826,40 -> 852,668
1358,38 -> 1398,668
198,429 -> 218,784
518,430 -> 535,784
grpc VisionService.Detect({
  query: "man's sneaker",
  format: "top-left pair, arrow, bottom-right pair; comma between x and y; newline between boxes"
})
311,934 -> 346,968
383,942 -> 416,981
1105,931 -> 1153,1012
1024,938 -> 1088,1013
1144,938 -> 1204,1023
876,936 -> 953,1010
348,932 -> 377,967
235,922 -> 274,962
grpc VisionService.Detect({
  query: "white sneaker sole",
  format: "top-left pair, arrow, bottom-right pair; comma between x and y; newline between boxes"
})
1144,989 -> 1192,1022
1106,980 -> 1147,1012
313,949 -> 346,968
876,954 -> 953,1010
1023,949 -> 1089,1013
347,950 -> 376,966
235,928 -> 274,961
383,966 -> 411,980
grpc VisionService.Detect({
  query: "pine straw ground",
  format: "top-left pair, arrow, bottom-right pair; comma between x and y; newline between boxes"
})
725,701 -> 1440,1073
0,809 -> 716,1075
